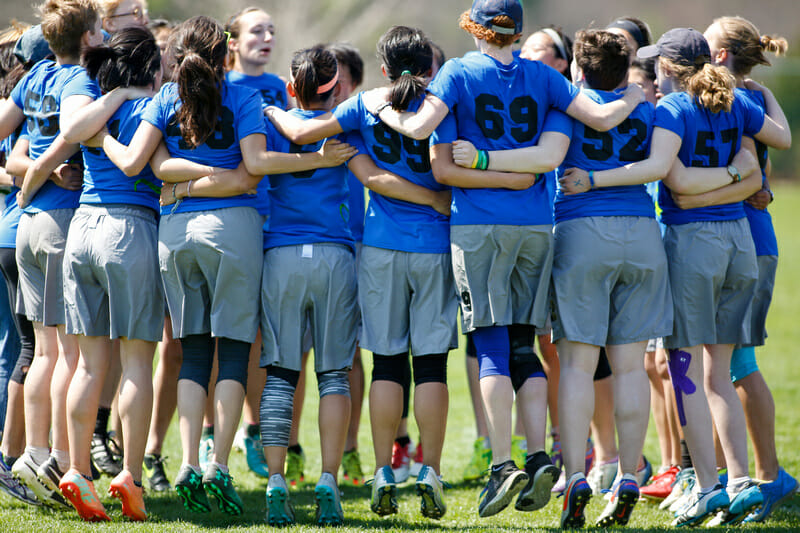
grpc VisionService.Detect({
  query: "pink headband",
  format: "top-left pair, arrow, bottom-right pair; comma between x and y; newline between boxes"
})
317,68 -> 339,94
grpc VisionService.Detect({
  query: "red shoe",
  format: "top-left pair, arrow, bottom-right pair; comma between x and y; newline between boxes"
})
641,466 -> 679,500
59,469 -> 111,522
109,470 -> 147,521
391,440 -> 413,483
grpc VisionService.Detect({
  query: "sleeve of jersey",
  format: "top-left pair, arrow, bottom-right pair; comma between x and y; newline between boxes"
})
342,130 -> 367,156
332,93 -> 363,133
140,86 -> 168,132
429,112 -> 457,147
547,68 -> 580,112
653,95 -> 685,139
9,70 -> 29,109
542,109 -> 572,137
236,88 -> 267,140
61,70 -> 101,101
426,59 -> 460,110
739,95 -> 766,137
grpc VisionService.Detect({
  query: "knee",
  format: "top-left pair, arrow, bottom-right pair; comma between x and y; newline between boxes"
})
317,369 -> 350,398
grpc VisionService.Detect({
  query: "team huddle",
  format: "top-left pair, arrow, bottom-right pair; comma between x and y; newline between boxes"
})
0,0 -> 795,528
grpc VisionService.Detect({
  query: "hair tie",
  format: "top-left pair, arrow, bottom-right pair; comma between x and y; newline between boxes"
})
316,67 -> 339,94
401,70 -> 412,76
541,28 -> 568,61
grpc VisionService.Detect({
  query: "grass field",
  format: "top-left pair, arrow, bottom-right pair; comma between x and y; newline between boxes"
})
2,184 -> 800,532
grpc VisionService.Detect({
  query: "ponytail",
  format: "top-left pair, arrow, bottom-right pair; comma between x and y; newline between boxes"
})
686,63 -> 734,113
171,16 -> 227,149
289,44 -> 337,108
82,26 -> 160,93
760,34 -> 788,57
713,16 -> 788,76
376,26 -> 432,111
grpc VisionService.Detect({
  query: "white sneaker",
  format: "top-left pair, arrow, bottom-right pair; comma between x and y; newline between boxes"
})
11,452 -> 63,508
315,472 -> 343,526
587,459 -> 618,495
672,484 -> 730,527
415,465 -> 446,519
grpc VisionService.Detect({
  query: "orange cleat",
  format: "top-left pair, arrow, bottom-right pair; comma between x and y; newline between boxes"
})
59,469 -> 111,522
109,470 -> 147,521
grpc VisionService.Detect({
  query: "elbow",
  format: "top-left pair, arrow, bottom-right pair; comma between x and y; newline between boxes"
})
120,161 -> 143,177
408,126 -> 431,141
432,168 -> 455,186
775,133 -> 792,151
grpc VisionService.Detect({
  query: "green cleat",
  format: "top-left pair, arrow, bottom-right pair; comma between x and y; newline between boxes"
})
174,465 -> 211,513
203,464 -> 243,515
463,437 -> 491,481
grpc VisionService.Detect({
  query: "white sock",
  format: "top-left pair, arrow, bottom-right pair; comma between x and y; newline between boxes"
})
51,449 -> 70,472
26,446 -> 49,465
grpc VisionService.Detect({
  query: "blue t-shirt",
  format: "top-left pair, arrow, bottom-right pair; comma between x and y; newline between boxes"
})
263,109 -> 353,251
142,81 -> 266,215
655,91 -> 765,225
554,89 -> 655,223
10,59 -> 85,213
426,52 -> 579,225
334,93 -> 450,253
226,70 -> 288,110
346,172 -> 365,242
0,131 -> 25,248
63,72 -> 161,211
737,88 -> 777,257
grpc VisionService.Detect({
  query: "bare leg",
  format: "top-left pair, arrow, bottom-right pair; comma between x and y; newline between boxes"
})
414,381 -> 448,474
606,342 -> 649,475
212,380 -> 245,467
480,374 -> 514,464
319,392 -> 350,480
467,355 -> 488,439
591,376 -> 617,464
145,318 -> 181,456
1,379 -> 25,457
344,346 -> 364,451
118,338 -> 156,481
515,376 -> 548,453
23,323 -> 57,448
242,329 -> 265,427
178,379 -> 207,467
538,333 -> 560,436
655,347 -> 681,465
645,349 -> 671,469
735,370 -> 778,480
557,340 -> 598,476
288,351 -> 309,447
369,379 -> 402,469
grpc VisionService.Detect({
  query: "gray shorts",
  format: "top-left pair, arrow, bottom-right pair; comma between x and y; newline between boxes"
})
451,224 -> 552,332
260,243 -> 358,372
159,207 -> 263,342
744,254 -> 777,347
359,246 -> 458,356
551,216 -> 673,346
663,219 -> 757,349
15,209 -> 74,325
64,205 -> 164,341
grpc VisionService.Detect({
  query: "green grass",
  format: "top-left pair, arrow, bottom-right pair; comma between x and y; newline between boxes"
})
2,184 -> 800,531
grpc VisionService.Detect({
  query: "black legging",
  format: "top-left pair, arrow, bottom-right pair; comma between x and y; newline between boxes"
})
0,247 -> 35,383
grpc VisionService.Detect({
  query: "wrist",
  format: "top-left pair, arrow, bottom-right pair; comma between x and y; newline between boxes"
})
588,170 -> 596,189
374,101 -> 392,116
726,164 -> 742,183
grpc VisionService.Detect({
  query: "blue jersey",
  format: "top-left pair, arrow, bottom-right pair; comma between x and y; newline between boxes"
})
737,88 -> 777,257
555,89 -> 655,223
142,81 -> 266,215
335,93 -> 450,253
10,60 -> 85,213
226,70 -> 288,110
263,108 -> 353,251
655,91 -> 765,225
0,130 -> 25,248
346,171 -> 365,242
427,52 -> 578,225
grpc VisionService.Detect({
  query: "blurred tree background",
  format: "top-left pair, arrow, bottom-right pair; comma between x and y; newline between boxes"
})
4,0 -> 798,176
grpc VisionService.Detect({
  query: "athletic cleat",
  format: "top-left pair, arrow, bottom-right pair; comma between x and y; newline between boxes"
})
463,437 -> 491,481
744,468 -> 799,523
587,458 -> 618,495
416,465 -> 446,519
174,465 -> 211,513
511,435 -> 527,469
266,474 -> 295,526
342,448 -> 364,485
59,469 -> 110,521
36,456 -> 70,509
671,483 -> 729,527
478,460 -> 529,517
203,464 -> 243,515
706,481 -> 762,526
12,452 -> 67,508
91,433 -> 122,477
198,434 -> 214,474
585,438 -> 595,474
286,445 -> 305,488
143,453 -> 171,492
560,472 -> 593,529
109,470 -> 147,521
315,472 -> 344,526
516,450 -> 560,512
596,475 -> 639,527
244,435 -> 269,478
641,465 -> 679,500
409,442 -> 423,478
637,455 -> 653,487
370,465 -> 398,516
391,439 -> 413,484
661,467 -> 695,511
0,456 -> 39,505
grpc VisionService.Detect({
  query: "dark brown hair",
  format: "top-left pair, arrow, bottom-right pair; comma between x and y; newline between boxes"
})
329,43 -> 363,88
82,26 -> 160,93
458,11 -> 519,48
290,44 -> 338,108
376,26 -> 432,111
574,30 -> 630,91
171,16 -> 227,148
39,0 -> 99,58
713,16 -> 788,76
0,22 -> 28,98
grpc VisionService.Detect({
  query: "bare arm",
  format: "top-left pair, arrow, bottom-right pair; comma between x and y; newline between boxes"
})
240,134 -> 356,176
0,98 -> 25,142
451,131 -> 570,174
18,135 -> 81,207
98,121 -> 163,177
565,84 -> 644,132
664,146 -> 758,195
430,142 -> 536,190
376,93 -> 450,141
60,88 -> 152,143
265,106 -> 343,145
149,142 -> 221,183
347,153 -> 451,216
160,162 -> 262,206
745,80 -> 791,150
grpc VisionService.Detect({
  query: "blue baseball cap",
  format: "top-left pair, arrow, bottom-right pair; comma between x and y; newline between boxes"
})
13,25 -> 53,66
470,0 -> 523,35
637,28 -> 710,66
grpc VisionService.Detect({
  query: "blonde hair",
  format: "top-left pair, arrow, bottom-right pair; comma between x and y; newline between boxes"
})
661,56 -> 735,113
458,11 -> 519,48
39,0 -> 99,58
713,16 -> 787,76
99,0 -> 123,18
0,20 -> 29,47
